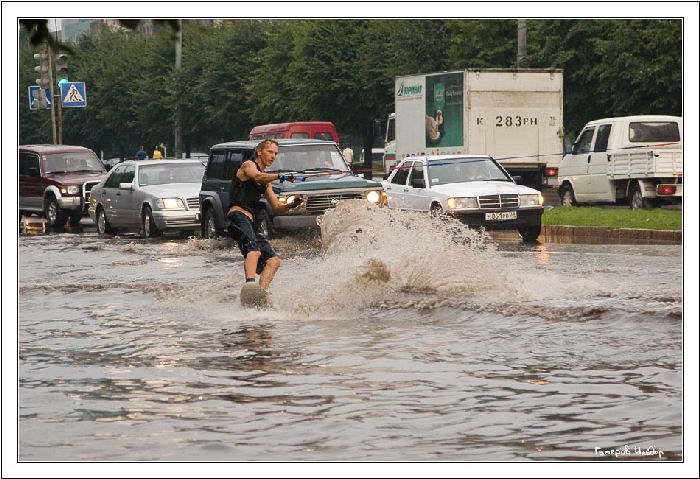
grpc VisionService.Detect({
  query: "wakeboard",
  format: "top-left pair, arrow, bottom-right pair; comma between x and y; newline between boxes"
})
240,282 -> 271,308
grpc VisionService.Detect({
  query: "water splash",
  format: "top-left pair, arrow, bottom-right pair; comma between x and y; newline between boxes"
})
272,200 -> 581,315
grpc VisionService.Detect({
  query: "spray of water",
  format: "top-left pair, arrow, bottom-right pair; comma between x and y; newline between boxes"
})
272,200 -> 577,315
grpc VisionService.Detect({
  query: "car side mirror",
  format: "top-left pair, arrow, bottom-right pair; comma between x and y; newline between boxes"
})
411,178 -> 426,188
511,175 -> 523,184
119,182 -> 134,190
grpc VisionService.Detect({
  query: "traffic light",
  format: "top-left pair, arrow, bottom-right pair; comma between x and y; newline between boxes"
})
55,53 -> 68,88
34,52 -> 50,90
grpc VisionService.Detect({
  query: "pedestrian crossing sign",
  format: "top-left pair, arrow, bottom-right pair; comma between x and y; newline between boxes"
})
60,82 -> 87,107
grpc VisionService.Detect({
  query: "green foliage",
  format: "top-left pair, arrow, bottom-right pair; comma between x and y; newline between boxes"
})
445,19 -> 518,68
188,20 -> 272,143
527,19 -> 682,137
18,19 -> 683,159
543,206 -> 682,230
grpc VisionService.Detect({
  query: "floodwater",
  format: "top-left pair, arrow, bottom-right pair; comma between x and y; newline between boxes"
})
14,201 -> 686,468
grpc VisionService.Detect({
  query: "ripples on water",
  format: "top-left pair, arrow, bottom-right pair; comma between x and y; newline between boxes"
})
15,202 -> 684,467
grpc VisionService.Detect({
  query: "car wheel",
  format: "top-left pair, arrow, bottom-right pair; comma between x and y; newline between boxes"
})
141,206 -> 162,238
254,209 -> 275,239
44,196 -> 67,227
629,186 -> 657,210
518,224 -> 542,243
629,187 -> 643,210
560,184 -> 577,206
203,208 -> 220,239
96,206 -> 116,235
430,203 -> 443,217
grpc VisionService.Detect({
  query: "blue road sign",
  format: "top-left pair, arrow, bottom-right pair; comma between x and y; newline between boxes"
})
28,86 -> 51,110
60,82 -> 87,107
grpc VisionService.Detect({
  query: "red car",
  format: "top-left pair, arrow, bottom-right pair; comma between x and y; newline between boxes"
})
19,144 -> 107,227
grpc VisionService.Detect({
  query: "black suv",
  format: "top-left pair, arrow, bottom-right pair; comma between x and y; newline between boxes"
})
19,144 -> 107,227
199,139 -> 384,238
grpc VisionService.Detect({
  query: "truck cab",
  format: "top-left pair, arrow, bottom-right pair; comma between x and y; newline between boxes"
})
558,115 -> 682,208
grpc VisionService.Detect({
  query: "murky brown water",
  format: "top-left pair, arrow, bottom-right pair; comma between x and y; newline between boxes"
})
14,202 -> 684,467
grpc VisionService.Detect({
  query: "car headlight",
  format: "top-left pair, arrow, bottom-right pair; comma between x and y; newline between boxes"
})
156,198 -> 185,209
519,194 -> 543,207
60,185 -> 80,195
447,197 -> 478,209
277,195 -> 299,205
365,190 -> 381,204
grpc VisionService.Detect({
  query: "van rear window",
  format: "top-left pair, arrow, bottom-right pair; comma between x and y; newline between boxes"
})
629,122 -> 680,143
290,132 -> 309,139
315,132 -> 334,141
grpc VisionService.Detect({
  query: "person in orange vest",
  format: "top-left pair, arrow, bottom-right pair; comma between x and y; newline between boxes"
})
152,147 -> 163,159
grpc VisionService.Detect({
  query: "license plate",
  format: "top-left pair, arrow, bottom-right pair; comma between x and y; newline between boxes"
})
485,211 -> 517,221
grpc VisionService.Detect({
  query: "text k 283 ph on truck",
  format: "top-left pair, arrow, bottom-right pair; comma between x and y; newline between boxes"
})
383,69 -> 564,190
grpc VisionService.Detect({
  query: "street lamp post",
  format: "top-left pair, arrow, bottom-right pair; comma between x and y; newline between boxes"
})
174,19 -> 182,159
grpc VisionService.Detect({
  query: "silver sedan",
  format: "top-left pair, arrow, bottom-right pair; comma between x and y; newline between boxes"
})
89,159 -> 205,237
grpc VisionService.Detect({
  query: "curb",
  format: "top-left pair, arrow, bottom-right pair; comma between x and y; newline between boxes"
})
541,225 -> 682,245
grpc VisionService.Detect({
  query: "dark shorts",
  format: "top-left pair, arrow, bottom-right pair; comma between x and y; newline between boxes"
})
228,211 -> 277,274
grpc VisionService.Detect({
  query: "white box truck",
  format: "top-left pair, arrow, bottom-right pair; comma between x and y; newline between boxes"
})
558,115 -> 682,209
383,69 -> 564,189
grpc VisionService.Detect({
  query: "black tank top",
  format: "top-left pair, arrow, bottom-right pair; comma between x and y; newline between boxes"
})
229,160 -> 268,215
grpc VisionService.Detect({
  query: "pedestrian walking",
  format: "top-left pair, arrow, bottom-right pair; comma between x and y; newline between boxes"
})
136,145 -> 147,161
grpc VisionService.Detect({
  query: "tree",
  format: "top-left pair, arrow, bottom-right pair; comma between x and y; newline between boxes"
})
526,19 -> 682,137
248,20 -> 453,172
445,19 -> 519,68
184,20 -> 272,145
18,19 -> 683,160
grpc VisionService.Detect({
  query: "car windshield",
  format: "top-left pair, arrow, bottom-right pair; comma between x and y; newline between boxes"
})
427,158 -> 510,185
138,162 -> 205,186
267,145 -> 347,173
43,151 -> 105,174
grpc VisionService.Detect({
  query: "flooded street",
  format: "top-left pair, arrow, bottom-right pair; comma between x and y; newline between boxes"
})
12,203 -> 686,467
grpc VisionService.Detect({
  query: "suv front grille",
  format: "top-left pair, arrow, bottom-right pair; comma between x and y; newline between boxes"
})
186,197 -> 199,210
478,194 -> 519,209
82,181 -> 100,208
305,192 -> 364,214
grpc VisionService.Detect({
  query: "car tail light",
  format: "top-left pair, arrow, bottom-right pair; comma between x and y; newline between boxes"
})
657,185 -> 676,196
545,168 -> 558,177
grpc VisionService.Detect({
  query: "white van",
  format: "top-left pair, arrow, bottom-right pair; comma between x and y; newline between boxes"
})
558,115 -> 682,208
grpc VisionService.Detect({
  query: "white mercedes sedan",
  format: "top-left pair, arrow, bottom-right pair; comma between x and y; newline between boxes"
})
381,155 -> 544,242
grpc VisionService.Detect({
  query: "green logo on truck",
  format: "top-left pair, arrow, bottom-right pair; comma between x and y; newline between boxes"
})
397,82 -> 422,98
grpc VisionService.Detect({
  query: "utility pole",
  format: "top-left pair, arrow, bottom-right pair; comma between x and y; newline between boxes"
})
46,44 -> 58,144
55,53 -> 69,144
174,19 -> 183,159
57,70 -> 63,144
517,19 -> 528,68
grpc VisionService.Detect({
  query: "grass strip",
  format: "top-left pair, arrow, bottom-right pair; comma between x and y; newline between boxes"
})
542,206 -> 682,230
